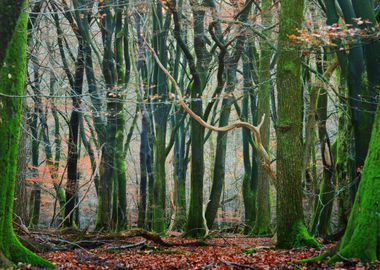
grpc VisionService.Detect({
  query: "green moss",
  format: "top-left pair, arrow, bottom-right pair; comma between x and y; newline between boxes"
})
0,1 -> 54,268
328,104 -> 380,263
277,221 -> 320,249
242,248 -> 257,254
293,221 -> 320,248
242,173 -> 256,235
303,91 -> 380,264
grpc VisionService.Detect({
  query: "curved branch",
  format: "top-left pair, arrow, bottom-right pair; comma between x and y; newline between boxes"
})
145,40 -> 277,186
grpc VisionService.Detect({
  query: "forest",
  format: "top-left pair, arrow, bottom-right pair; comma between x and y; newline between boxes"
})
0,0 -> 379,269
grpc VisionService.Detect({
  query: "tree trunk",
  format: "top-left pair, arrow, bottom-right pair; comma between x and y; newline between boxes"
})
329,94 -> 380,263
65,43 -> 85,228
241,47 -> 258,234
0,1 -> 53,266
14,107 -> 29,223
185,6 -> 210,238
276,0 -> 319,248
253,0 -> 272,235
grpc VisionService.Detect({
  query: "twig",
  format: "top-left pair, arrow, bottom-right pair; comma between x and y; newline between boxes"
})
106,240 -> 146,251
219,259 -> 256,269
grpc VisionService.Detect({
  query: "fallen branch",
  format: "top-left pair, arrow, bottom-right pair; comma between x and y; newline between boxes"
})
77,229 -> 222,248
106,240 -> 146,251
219,259 -> 256,269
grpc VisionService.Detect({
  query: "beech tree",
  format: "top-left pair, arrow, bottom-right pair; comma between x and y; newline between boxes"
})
330,99 -> 380,262
0,0 -> 53,267
275,0 -> 319,248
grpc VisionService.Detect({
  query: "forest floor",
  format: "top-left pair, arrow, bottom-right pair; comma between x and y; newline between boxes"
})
14,232 -> 379,270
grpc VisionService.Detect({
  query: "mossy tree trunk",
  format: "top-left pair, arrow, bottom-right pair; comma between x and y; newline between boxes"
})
181,2 -> 211,238
275,0 -> 319,248
253,0 -> 272,235
14,107 -> 29,224
328,95 -> 380,263
241,48 -> 258,234
0,1 -> 53,267
95,1 -> 131,231
172,36 -> 188,231
151,1 -> 171,234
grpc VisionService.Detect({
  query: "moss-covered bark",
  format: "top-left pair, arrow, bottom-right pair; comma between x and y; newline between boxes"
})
151,1 -> 171,234
185,6 -> 210,238
328,100 -> 380,263
241,44 -> 258,235
253,0 -> 272,236
275,0 -> 319,248
0,1 -> 53,267
303,88 -> 380,264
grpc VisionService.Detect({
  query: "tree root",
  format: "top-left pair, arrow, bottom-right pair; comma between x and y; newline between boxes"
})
295,246 -> 337,264
0,251 -> 13,268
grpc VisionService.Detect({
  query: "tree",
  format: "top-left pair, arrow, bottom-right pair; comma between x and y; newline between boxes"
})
253,0 -> 272,235
301,85 -> 380,264
275,0 -> 319,248
328,98 -> 380,262
205,0 -> 253,230
151,0 -> 171,234
0,0 -> 53,267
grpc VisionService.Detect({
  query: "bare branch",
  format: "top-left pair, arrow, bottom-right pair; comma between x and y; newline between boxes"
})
145,39 -> 277,187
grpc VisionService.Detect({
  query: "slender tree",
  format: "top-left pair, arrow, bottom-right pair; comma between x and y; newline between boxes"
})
253,0 -> 272,235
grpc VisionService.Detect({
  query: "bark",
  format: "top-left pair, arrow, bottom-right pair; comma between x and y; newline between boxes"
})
253,0 -> 272,235
241,46 -> 258,234
65,42 -> 85,228
170,0 -> 211,237
276,0 -> 319,248
151,2 -> 171,234
328,94 -> 380,263
0,1 -> 53,266
14,107 -> 29,223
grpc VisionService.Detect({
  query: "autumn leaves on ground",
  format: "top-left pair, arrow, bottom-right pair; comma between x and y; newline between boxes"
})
16,233 -> 327,270
10,230 -> 376,270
